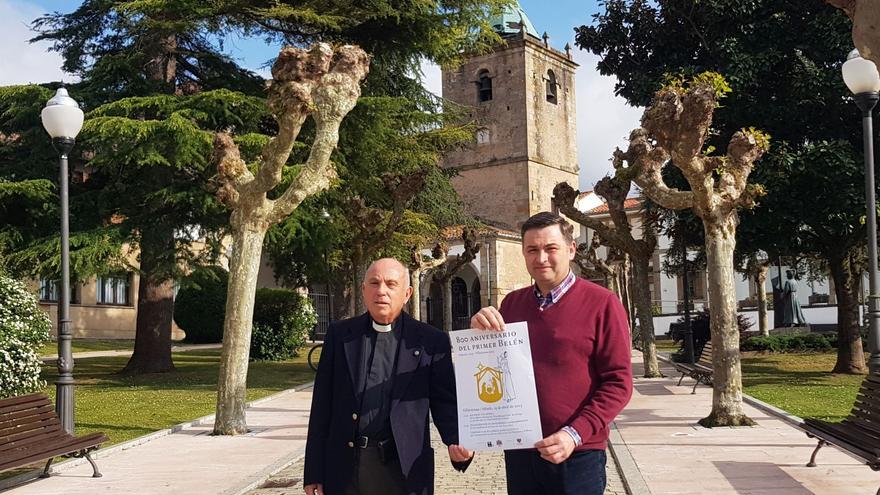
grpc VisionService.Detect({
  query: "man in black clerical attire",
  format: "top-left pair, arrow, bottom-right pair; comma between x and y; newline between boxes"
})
304,258 -> 473,495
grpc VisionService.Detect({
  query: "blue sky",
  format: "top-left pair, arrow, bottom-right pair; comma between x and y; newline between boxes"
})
1,0 -> 640,189
17,1 -> 602,73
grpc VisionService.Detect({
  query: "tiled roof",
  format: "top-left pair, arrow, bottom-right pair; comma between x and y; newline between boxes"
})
440,224 -> 520,240
587,198 -> 642,215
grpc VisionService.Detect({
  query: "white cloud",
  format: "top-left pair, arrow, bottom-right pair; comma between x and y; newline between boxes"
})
419,58 -> 442,97
0,0 -> 73,86
573,48 -> 643,191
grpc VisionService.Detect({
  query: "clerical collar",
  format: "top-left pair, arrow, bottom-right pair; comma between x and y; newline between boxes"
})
372,320 -> 394,333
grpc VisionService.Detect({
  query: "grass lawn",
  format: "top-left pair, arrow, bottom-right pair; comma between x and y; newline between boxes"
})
741,351 -> 864,422
39,339 -> 136,356
39,348 -> 316,446
653,339 -> 679,353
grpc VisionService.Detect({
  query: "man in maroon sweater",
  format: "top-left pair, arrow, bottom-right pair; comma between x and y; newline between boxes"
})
471,211 -> 633,495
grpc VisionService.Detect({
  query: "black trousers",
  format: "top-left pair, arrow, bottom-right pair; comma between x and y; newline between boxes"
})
345,446 -> 408,495
504,448 -> 607,495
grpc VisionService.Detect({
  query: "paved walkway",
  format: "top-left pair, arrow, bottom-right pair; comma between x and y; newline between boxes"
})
40,343 -> 222,362
617,350 -> 880,494
15,347 -> 878,494
5,388 -> 312,495
245,422 -> 627,495
4,383 -> 625,495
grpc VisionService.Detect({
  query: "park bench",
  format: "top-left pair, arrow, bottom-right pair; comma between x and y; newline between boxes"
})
800,373 -> 880,491
0,393 -> 108,478
673,342 -> 713,394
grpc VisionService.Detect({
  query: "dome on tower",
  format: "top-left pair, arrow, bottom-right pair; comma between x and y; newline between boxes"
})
490,1 -> 539,38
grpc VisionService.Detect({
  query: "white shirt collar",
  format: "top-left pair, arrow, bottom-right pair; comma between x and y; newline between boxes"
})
372,320 -> 393,333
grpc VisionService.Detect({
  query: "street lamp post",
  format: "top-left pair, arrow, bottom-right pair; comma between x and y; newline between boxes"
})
41,88 -> 84,434
842,49 -> 880,373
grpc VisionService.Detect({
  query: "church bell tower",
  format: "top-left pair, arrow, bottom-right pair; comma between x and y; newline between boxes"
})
441,2 -> 579,230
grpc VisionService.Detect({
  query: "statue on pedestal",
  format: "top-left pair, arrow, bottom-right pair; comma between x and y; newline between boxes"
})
782,270 -> 808,326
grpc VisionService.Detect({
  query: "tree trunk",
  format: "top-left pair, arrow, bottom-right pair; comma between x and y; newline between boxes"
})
698,218 -> 754,427
214,225 -> 267,435
828,251 -> 868,374
351,257 -> 366,316
443,277 -> 453,332
410,268 -> 423,320
632,255 -> 661,377
122,230 -> 175,374
607,268 -> 621,298
618,263 -> 632,328
756,265 -> 769,337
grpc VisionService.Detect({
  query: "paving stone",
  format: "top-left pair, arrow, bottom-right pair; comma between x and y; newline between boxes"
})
245,425 -> 627,495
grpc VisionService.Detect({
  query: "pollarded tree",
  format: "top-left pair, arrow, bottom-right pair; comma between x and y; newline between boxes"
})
210,43 -> 369,435
574,235 -> 617,289
554,178 -> 662,378
613,74 -> 768,427
432,228 -> 482,332
264,95 -> 475,320
827,0 -> 880,67
410,243 -> 449,321
577,0 -> 868,374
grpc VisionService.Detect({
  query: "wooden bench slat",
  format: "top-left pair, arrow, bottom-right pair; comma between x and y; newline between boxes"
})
0,429 -> 68,455
0,417 -> 61,444
0,432 -> 108,472
0,399 -> 54,418
0,394 -> 52,411
801,373 -> 880,474
0,411 -> 60,438
0,402 -> 54,422
805,420 -> 880,456
0,393 -> 108,477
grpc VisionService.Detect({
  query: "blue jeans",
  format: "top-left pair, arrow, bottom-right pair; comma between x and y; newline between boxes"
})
504,449 -> 606,495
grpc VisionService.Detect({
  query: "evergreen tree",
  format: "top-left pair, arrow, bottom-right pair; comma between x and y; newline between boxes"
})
3,0 -> 505,375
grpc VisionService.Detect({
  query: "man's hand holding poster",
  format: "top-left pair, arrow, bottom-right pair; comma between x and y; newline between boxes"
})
450,322 -> 542,451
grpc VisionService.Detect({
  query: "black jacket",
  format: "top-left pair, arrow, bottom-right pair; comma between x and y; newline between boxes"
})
303,312 -> 464,495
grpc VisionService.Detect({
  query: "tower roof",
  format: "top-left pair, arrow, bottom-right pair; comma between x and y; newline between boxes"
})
490,1 -> 539,38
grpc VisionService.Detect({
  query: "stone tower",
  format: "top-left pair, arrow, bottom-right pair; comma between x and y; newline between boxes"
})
441,2 -> 579,230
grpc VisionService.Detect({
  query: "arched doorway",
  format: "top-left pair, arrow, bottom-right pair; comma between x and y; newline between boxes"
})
451,277 -> 469,330
427,279 -> 444,330
471,279 -> 482,314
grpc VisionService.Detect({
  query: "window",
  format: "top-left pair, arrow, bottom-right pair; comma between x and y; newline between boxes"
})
476,128 -> 490,145
477,70 -> 493,102
39,278 -> 78,304
546,69 -> 558,104
97,274 -> 131,306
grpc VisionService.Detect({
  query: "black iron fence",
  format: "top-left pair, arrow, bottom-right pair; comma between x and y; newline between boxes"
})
309,293 -> 330,340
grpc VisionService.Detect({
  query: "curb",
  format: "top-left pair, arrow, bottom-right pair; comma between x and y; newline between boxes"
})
608,422 -> 652,495
0,381 -> 315,492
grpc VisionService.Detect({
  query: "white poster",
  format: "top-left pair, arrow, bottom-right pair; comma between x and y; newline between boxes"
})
450,322 -> 542,451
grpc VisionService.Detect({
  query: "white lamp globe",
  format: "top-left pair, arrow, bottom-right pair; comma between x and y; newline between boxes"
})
842,49 -> 880,95
41,88 -> 84,140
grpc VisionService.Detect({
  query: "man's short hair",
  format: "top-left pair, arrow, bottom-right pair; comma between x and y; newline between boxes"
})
521,212 -> 575,244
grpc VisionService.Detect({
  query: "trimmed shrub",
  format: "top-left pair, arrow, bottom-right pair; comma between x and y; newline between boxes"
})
250,288 -> 317,361
173,266 -> 228,344
670,308 -> 753,362
0,275 -> 51,398
741,333 -> 835,353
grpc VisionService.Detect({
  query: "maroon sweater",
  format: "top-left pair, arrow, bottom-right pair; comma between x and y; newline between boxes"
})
500,277 -> 633,451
